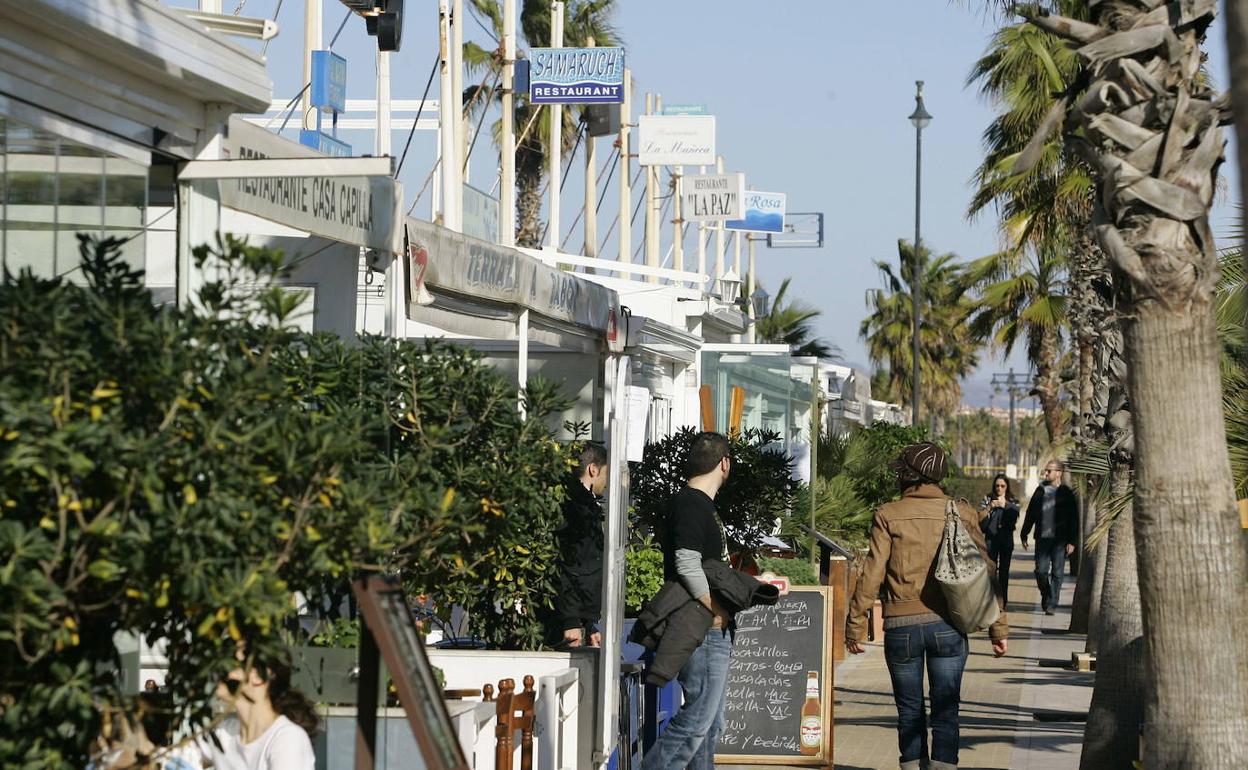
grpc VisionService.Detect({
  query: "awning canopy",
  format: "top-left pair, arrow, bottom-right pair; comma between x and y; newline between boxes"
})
405,218 -> 619,343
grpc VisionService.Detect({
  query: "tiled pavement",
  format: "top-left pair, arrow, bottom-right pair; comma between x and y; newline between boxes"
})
831,549 -> 1094,770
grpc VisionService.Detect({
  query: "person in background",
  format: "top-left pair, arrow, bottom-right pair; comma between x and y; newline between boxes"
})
1020,460 -> 1079,615
846,442 -> 1008,770
641,431 -> 735,770
978,474 -> 1020,607
197,652 -> 318,770
551,441 -> 609,648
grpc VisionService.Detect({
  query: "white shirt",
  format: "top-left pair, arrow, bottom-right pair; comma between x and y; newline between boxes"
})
197,715 -> 316,770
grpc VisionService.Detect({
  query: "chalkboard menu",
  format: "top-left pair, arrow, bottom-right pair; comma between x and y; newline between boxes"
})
716,586 -> 834,766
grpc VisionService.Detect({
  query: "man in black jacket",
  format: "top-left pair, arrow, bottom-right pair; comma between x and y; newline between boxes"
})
641,432 -> 734,770
1020,460 -> 1080,615
551,442 -> 608,647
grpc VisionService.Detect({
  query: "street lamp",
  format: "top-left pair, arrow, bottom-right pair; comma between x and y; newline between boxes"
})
751,286 -> 771,320
907,80 -> 931,428
717,268 -> 743,305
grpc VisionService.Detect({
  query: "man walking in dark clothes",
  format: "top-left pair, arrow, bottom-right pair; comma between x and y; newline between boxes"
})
641,431 -> 735,770
1020,460 -> 1079,615
551,442 -> 608,647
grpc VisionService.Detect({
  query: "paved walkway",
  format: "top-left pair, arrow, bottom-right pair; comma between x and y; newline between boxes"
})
832,549 -> 1094,770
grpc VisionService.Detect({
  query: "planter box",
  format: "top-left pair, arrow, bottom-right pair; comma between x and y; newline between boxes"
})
315,702 -> 493,770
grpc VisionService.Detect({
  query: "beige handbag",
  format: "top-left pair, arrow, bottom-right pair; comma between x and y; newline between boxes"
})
934,499 -> 1000,634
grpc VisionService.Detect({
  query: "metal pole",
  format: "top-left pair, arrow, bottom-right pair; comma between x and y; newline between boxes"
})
584,37 -> 598,259
733,229 -> 742,277
696,164 -> 706,287
672,165 -> 683,274
438,0 -> 458,230
746,235 -> 757,342
810,364 -> 820,569
546,1 -> 563,250
500,0 -> 516,247
714,155 -> 725,283
643,93 -> 658,278
453,0 -> 465,199
377,49 -> 394,338
618,68 -> 631,263
1008,369 -> 1018,468
302,0 -> 322,132
911,83 -> 924,428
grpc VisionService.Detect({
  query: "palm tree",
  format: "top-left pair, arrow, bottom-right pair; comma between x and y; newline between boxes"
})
753,278 -> 841,359
860,240 -> 980,422
463,1 -> 620,246
962,245 -> 1068,442
1009,3 -> 1248,764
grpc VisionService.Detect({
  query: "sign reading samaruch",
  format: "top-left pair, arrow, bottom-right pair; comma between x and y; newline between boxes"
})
683,173 -> 745,221
638,115 -> 716,166
529,47 -> 625,104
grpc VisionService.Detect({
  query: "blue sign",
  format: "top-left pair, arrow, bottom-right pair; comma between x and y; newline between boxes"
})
300,130 -> 352,158
310,50 -> 347,114
529,47 -> 624,104
726,191 -> 786,234
660,104 -> 707,116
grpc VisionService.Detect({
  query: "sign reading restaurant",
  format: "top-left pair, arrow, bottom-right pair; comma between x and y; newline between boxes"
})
683,173 -> 745,221
529,47 -> 625,104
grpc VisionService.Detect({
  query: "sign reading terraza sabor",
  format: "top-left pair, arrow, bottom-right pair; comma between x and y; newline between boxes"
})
683,173 -> 744,221
638,115 -> 716,166
529,47 -> 625,104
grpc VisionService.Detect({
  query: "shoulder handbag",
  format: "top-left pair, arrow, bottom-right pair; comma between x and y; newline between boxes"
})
934,499 -> 1000,634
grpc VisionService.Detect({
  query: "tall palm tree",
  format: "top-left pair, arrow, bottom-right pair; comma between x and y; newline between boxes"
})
753,278 -> 841,359
962,245 -> 1068,442
463,1 -> 620,246
1009,3 -> 1248,764
860,241 -> 980,421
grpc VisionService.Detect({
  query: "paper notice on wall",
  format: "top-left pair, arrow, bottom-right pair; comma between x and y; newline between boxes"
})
626,386 -> 651,463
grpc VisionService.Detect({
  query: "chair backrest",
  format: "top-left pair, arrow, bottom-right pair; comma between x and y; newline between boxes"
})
488,675 -> 536,770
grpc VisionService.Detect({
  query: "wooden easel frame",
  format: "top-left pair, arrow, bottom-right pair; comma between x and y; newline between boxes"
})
715,585 -> 836,767
352,574 -> 470,770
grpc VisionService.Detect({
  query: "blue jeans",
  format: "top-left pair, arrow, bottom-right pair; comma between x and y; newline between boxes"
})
1034,537 -> 1068,610
883,619 -> 968,767
642,627 -> 733,770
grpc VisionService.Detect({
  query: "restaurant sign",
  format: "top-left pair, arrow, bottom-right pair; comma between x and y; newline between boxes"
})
726,191 -> 787,234
683,173 -> 744,222
638,115 -> 716,166
529,47 -> 625,104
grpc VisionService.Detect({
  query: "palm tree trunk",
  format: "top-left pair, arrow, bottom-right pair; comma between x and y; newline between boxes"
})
1226,0 -> 1248,310
1123,308 -> 1248,766
1070,490 -> 1107,640
1079,461 -> 1144,770
516,148 -> 544,248
1034,331 -> 1063,442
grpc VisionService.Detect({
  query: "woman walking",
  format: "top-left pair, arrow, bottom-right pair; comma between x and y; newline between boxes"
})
978,474 -> 1020,607
846,443 -> 1008,770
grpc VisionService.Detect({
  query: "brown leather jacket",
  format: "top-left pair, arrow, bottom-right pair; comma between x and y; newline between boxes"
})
847,484 -> 1009,641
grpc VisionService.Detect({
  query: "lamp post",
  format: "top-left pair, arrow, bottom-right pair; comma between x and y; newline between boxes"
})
908,81 -> 931,428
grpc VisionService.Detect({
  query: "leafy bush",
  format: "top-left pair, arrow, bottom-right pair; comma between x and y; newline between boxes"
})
0,237 -> 572,770
624,534 -> 664,615
755,556 -> 818,586
631,427 -> 797,554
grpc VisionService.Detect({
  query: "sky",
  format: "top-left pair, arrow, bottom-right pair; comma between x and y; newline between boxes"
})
176,0 -> 1239,406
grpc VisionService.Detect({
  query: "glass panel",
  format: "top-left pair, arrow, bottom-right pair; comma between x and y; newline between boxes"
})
104,156 -> 148,269
56,138 -> 105,281
700,350 -> 792,451
3,122 -> 58,276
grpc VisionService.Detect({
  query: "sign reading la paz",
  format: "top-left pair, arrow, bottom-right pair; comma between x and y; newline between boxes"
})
529,47 -> 625,104
684,173 -> 745,221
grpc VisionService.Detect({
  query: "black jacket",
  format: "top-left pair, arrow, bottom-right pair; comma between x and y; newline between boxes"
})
628,560 -> 779,687
1021,483 -> 1079,545
551,482 -> 604,633
978,496 -> 1020,550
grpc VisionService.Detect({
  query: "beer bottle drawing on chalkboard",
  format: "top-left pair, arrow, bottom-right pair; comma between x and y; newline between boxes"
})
799,670 -> 821,754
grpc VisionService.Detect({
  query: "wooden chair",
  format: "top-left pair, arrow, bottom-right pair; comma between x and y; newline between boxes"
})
484,675 -> 536,770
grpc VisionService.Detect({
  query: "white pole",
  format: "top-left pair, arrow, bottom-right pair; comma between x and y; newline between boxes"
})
453,0 -> 465,200
438,0 -> 459,230
747,235 -> 757,342
302,0 -> 322,132
378,49 -> 394,338
198,0 -> 222,11
696,164 -> 706,288
583,38 -> 597,260
501,0 -> 516,247
714,155 -> 725,283
618,68 -> 631,264
546,1 -> 564,251
672,165 -> 683,276
643,93 -> 658,281
518,309 -> 529,418
733,227 -> 742,277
